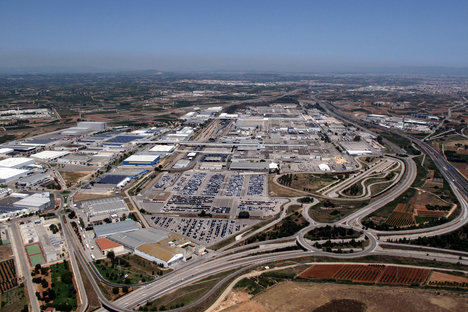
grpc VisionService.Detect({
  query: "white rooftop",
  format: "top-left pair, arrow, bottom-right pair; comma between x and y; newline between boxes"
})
150,145 -> 175,152
125,154 -> 160,162
31,150 -> 70,160
0,157 -> 34,168
0,167 -> 29,180
13,192 -> 51,208
319,163 -> 331,171
0,148 -> 14,155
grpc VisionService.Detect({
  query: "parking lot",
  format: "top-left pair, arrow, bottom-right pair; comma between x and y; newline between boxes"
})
202,173 -> 225,196
247,174 -> 265,196
224,175 -> 244,196
180,172 -> 206,195
153,173 -> 179,189
149,215 -> 257,245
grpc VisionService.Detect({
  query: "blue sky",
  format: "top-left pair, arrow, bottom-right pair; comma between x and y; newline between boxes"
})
0,0 -> 467,72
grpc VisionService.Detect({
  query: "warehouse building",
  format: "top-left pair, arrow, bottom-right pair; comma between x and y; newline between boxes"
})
17,173 -> 52,187
123,154 -> 160,166
93,220 -> 140,238
0,167 -> 30,183
229,161 -> 270,171
0,148 -> 14,155
107,228 -> 185,267
149,144 -> 176,154
13,192 -> 52,212
57,154 -> 92,165
0,157 -> 35,169
0,206 -> 30,221
95,237 -> 125,256
80,196 -> 129,225
136,242 -> 184,267
77,121 -> 107,131
318,163 -> 331,171
340,142 -> 373,156
31,151 -> 70,161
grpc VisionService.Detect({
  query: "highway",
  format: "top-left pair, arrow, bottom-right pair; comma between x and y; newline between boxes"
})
55,192 -> 89,312
313,97 -> 468,237
41,94 -> 466,312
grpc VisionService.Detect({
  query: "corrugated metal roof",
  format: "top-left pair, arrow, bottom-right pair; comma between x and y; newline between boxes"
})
136,242 -> 182,262
93,220 -> 140,238
107,228 -> 168,249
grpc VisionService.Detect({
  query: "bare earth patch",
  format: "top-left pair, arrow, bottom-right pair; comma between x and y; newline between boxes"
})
428,271 -> 468,285
0,244 -> 13,261
221,281 -> 467,312
214,290 -> 253,312
73,192 -> 114,202
59,171 -> 93,187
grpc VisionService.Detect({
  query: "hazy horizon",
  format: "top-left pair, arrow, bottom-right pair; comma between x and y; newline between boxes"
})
1,0 -> 467,74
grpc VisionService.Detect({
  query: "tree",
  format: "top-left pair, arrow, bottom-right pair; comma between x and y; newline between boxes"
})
112,287 -> 120,295
376,135 -> 383,144
49,224 -> 59,234
107,251 -> 116,263
238,211 -> 250,219
61,271 -> 73,284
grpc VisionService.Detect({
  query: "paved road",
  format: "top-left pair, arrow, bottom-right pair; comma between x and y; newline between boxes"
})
314,97 -> 468,238
72,95 -> 468,312
9,222 -> 41,312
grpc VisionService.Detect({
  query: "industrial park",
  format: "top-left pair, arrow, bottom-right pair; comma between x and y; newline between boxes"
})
0,74 -> 467,312
1,2 -> 467,312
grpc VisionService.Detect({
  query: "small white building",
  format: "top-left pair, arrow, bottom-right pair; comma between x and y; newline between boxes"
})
149,144 -> 176,154
318,163 -> 331,171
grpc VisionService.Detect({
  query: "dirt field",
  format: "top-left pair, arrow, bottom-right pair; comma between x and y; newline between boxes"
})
59,171 -> 93,187
221,281 -> 468,312
450,162 -> 468,180
0,244 -> 13,261
428,271 -> 468,288
73,192 -> 114,202
409,189 -> 449,207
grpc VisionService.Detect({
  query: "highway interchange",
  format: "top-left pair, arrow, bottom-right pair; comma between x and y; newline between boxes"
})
9,94 -> 467,312
88,97 -> 468,311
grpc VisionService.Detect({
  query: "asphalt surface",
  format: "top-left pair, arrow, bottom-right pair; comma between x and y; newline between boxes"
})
52,95 -> 467,312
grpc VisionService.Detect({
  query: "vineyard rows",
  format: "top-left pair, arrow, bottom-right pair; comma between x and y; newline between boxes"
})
299,264 -> 430,286
0,258 -> 18,293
